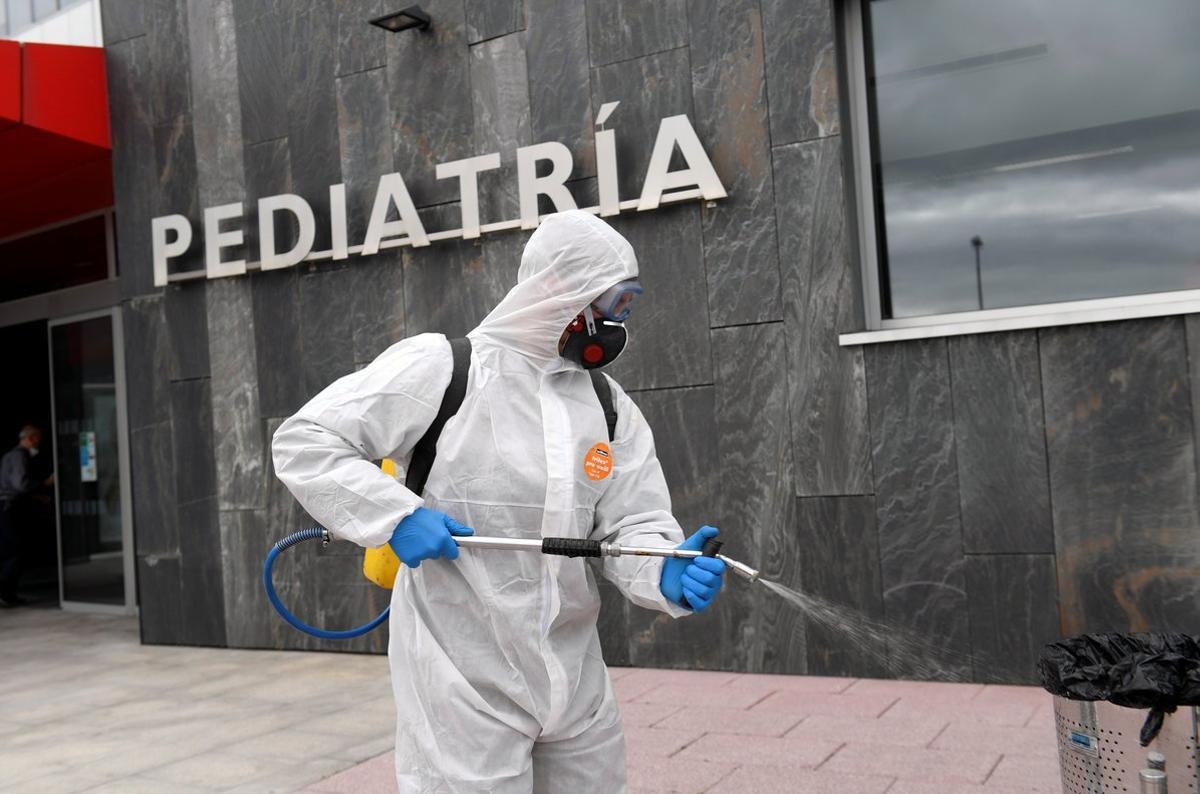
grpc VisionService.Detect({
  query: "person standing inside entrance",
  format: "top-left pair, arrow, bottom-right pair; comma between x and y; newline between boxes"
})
0,425 -> 53,607
273,211 -> 728,791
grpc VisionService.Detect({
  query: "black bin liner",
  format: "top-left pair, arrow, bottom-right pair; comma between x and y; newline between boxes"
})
1039,633 -> 1200,746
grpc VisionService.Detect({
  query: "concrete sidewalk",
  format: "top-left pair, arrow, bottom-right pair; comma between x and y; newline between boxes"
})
0,608 -> 1059,793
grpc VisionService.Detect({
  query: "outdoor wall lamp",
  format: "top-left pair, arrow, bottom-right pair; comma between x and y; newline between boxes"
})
370,5 -> 432,32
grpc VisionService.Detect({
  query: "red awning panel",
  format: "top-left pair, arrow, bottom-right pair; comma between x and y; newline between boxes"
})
0,41 -> 112,240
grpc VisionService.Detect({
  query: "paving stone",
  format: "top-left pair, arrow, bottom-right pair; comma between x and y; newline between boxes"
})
821,742 -> 1002,786
786,713 -> 946,748
750,690 -> 898,719
653,706 -> 803,738
843,678 -> 984,703
983,753 -> 1062,790
881,696 -> 1039,728
673,732 -> 843,770
931,721 -> 1058,758
632,683 -> 767,710
708,765 -> 894,794
727,673 -> 856,694
621,724 -> 708,758
626,756 -> 736,794
617,701 -> 683,728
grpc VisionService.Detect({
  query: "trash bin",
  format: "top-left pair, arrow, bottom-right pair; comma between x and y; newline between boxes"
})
1040,633 -> 1200,793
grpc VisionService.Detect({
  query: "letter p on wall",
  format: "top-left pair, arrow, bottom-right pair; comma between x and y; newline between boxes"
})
151,214 -> 193,287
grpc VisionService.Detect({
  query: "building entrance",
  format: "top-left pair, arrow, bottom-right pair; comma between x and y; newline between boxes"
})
48,309 -> 134,612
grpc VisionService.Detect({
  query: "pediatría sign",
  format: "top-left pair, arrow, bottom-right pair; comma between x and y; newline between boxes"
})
150,107 -> 726,287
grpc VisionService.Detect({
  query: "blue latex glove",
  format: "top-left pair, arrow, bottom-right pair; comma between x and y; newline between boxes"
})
659,526 -> 726,612
389,507 -> 474,569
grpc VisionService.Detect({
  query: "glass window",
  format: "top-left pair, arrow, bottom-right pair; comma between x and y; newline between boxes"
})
7,0 -> 33,35
862,0 -> 1200,320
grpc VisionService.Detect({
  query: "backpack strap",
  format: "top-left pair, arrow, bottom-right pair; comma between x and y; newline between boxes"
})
589,370 -> 618,443
405,337 -> 472,497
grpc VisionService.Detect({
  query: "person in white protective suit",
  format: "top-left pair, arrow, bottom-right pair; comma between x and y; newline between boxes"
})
272,210 -> 727,792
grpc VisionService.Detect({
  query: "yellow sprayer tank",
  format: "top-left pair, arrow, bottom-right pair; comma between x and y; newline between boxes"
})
362,458 -> 401,589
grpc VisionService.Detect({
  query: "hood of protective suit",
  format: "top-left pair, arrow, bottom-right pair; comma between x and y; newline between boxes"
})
470,210 -> 638,367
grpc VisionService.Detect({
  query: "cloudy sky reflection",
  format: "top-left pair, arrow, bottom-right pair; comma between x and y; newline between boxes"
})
867,0 -> 1200,318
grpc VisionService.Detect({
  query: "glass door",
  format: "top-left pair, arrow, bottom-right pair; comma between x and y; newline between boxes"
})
48,309 -> 134,612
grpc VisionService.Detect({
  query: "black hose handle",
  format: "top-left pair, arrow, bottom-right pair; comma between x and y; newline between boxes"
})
541,537 -> 602,558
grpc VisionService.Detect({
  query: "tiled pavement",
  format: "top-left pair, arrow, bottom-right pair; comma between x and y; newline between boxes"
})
1,609 -> 1060,793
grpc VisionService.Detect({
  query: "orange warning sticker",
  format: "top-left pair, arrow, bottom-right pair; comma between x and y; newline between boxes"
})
583,442 -> 614,481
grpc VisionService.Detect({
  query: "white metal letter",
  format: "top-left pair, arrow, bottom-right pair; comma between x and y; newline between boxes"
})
329,183 -> 348,260
204,202 -> 246,278
436,153 -> 501,239
258,194 -> 315,271
595,129 -> 620,217
362,172 -> 429,254
637,115 -> 728,211
516,142 -> 576,229
150,214 -> 192,287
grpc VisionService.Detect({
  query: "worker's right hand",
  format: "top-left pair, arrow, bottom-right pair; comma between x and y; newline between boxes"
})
388,507 -> 474,568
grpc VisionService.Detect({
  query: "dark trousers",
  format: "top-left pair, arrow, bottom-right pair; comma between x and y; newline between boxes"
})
0,502 -> 21,599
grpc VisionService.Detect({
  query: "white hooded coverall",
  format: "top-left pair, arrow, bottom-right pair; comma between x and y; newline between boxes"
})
272,211 -> 690,792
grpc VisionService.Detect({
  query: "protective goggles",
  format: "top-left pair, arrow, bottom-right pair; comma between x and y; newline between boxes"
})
591,279 -> 643,322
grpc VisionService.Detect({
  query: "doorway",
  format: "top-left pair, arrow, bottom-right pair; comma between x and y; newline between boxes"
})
0,320 -> 58,606
47,309 -> 135,613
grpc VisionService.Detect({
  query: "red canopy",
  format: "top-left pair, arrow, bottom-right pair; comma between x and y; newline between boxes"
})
0,41 -> 112,240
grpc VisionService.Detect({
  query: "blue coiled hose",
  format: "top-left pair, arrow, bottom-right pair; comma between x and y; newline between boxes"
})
262,527 -> 390,640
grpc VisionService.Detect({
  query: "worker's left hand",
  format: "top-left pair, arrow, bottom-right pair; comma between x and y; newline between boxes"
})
660,526 -> 726,612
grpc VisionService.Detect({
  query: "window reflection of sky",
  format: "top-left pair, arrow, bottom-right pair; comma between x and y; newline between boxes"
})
867,0 -> 1200,318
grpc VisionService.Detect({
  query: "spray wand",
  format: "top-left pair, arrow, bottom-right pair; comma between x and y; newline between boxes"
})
263,529 -> 761,640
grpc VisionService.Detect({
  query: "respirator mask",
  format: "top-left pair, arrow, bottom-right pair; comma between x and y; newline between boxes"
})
561,279 -> 643,369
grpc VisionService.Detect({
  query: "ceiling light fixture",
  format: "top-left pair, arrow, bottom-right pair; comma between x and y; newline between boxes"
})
369,5 -> 432,33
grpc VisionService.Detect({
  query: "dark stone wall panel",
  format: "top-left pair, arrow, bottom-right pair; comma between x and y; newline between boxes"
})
337,67 -> 394,246
137,555 -> 183,644
403,206 -> 518,339
590,47 -> 694,204
526,0 -> 594,178
177,497 -> 227,646
689,0 -> 780,327
595,576 -> 631,668
1041,318 -> 1200,635
387,0 -> 474,207
164,284 -> 210,381
949,331 -> 1053,554
586,0 -> 688,67
170,378 -> 217,505
186,0 -> 245,209
713,323 -> 794,674
234,0 -> 290,144
146,0 -> 193,126
286,3 -> 342,252
867,339 -> 971,679
100,0 -> 145,44
795,496 -> 885,677
775,137 -> 871,496
965,554 -> 1060,684
604,206 -> 711,391
207,279 -> 266,510
252,268 -> 307,417
220,509 -> 285,649
129,422 -> 179,557
625,387 -> 734,671
336,0 -> 388,77
299,268 -> 358,399
470,33 -> 532,225
123,297 -> 172,429
351,250 -> 408,366
106,37 -> 158,299
466,0 -> 525,44
761,0 -> 840,145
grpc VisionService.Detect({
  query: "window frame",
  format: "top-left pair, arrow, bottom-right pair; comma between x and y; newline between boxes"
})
839,0 -> 1200,346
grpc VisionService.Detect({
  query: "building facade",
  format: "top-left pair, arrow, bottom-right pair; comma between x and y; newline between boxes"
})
13,0 -> 1195,684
